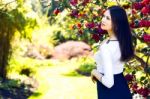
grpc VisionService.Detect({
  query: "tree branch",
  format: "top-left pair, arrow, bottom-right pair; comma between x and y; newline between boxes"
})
146,56 -> 150,67
132,31 -> 150,46
134,55 -> 147,68
1,0 -> 16,6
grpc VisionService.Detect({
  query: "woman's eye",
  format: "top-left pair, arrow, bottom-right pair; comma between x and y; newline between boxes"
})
102,15 -> 110,20
106,16 -> 110,20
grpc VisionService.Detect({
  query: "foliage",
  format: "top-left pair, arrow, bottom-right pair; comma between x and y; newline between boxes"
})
0,0 -> 38,79
124,59 -> 150,98
7,57 -> 53,77
64,57 -> 96,76
4,56 -> 54,98
75,57 -> 96,76
0,78 -> 34,99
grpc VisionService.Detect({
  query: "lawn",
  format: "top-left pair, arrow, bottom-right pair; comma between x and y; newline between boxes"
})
28,59 -> 97,99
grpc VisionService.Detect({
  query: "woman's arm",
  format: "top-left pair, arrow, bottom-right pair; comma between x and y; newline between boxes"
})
91,46 -> 114,88
91,69 -> 103,83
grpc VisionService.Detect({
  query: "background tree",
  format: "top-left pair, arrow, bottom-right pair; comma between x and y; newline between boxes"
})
0,0 -> 37,80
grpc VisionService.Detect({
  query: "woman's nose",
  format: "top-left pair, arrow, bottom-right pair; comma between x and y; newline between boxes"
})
101,17 -> 105,23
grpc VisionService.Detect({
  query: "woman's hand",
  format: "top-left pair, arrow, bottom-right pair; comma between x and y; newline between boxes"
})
91,69 -> 97,83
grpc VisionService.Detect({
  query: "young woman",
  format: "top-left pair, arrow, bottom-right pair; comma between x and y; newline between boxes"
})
91,6 -> 134,99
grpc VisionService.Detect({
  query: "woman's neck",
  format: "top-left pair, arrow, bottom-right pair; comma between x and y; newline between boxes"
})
107,31 -> 117,40
109,36 -> 117,40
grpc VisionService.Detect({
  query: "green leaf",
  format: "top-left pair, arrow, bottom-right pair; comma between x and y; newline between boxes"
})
144,80 -> 148,84
145,67 -> 150,75
132,71 -> 136,75
140,76 -> 146,81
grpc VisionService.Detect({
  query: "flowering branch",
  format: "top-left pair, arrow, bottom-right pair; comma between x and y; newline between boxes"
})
134,55 -> 147,68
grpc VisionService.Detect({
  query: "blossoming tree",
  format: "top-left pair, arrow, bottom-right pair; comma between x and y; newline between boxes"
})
47,0 -> 150,98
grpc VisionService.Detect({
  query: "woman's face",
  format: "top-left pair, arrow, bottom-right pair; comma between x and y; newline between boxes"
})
101,10 -> 113,31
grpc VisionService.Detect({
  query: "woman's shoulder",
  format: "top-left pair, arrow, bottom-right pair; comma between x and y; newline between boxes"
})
100,38 -> 109,46
99,38 -> 109,47
103,38 -> 109,43
100,38 -> 119,51
99,41 -> 110,52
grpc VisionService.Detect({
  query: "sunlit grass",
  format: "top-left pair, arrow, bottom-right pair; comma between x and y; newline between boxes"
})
28,58 -> 97,99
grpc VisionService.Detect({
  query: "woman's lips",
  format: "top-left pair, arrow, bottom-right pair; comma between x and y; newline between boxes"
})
101,23 -> 105,26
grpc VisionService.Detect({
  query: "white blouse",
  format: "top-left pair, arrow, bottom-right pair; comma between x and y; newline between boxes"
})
94,39 -> 125,88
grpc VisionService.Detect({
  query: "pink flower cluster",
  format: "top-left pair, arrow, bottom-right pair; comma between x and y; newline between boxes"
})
132,2 -> 144,10
130,0 -> 149,28
132,0 -> 150,15
125,74 -> 134,81
72,22 -> 106,42
53,0 -> 149,44
131,83 -> 150,97
70,10 -> 79,18
90,23 -> 106,42
125,74 -> 150,97
130,20 -> 150,28
70,0 -> 78,6
85,22 -> 95,28
143,34 -> 150,42
69,0 -> 90,6
85,22 -> 106,42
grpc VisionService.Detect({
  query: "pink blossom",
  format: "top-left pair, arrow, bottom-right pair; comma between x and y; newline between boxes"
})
141,6 -> 150,15
143,34 -> 150,42
91,34 -> 100,42
82,0 -> 90,6
125,74 -> 134,81
85,22 -> 95,28
142,0 -> 150,5
70,10 -> 79,18
137,87 -> 150,97
131,83 -> 138,92
132,2 -> 144,10
70,0 -> 78,6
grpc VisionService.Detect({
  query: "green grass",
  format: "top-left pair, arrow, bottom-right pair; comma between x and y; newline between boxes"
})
28,59 -> 97,99
7,57 -> 97,99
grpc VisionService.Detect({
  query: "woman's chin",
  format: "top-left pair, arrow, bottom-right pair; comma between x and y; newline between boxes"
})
101,26 -> 106,30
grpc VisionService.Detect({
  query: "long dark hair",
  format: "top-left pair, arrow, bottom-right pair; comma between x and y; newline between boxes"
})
108,6 -> 134,61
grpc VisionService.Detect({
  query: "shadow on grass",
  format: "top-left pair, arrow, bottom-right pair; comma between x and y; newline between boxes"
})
0,78 -> 39,99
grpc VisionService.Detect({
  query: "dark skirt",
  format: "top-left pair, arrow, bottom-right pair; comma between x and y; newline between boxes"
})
97,72 -> 132,99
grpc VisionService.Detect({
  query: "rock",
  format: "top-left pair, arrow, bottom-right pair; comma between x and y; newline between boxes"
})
24,44 -> 54,59
38,44 -> 54,59
52,41 -> 91,60
25,44 -> 45,60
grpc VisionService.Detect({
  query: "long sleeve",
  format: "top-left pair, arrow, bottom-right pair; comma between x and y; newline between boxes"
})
100,46 -> 114,88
